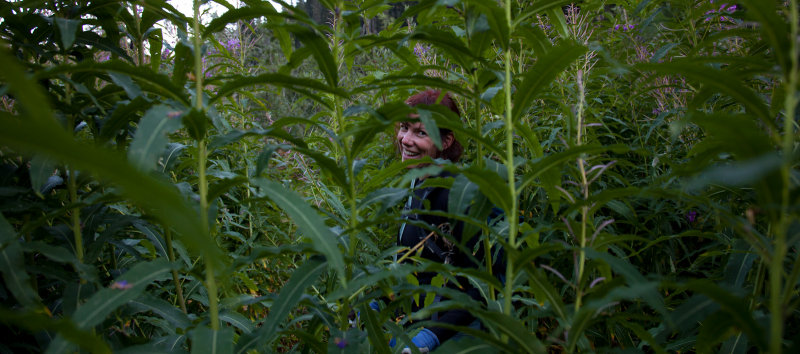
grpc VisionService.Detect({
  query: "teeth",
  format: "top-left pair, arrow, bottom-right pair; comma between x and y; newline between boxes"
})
404,150 -> 419,157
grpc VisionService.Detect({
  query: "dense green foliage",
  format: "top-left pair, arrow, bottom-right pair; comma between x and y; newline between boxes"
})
0,0 -> 798,352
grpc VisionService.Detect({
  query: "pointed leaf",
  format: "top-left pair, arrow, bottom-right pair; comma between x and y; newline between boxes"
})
461,165 -> 512,214
128,105 -> 184,171
47,259 -> 174,353
191,327 -> 234,354
235,257 -> 326,353
54,17 -> 80,50
29,154 -> 56,196
129,293 -> 191,329
0,213 -> 39,307
512,41 -> 587,120
252,179 -> 344,283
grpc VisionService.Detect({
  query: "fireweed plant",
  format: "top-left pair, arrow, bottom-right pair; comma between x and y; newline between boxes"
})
0,0 -> 797,352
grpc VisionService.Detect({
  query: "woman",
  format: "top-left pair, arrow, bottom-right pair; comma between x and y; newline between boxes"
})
390,89 -> 481,353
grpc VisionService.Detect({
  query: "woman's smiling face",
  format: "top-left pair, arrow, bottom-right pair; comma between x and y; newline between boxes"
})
397,121 -> 439,163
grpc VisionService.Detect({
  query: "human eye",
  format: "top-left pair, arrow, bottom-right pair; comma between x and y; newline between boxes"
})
399,123 -> 409,131
417,129 -> 427,137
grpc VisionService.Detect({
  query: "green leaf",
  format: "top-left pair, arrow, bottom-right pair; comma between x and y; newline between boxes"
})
46,259 -> 174,353
235,257 -> 326,353
567,282 -> 663,352
723,240 -> 757,290
292,147 -> 350,194
686,280 -> 767,351
133,221 -> 168,259
720,333 -> 749,354
38,60 -> 190,106
128,105 -> 184,171
515,25 -> 553,57
512,41 -> 587,121
738,0 -> 789,74
521,266 -> 567,321
519,144 -> 627,190
99,97 -> 152,142
448,174 -> 478,216
584,248 -> 665,315
290,25 -> 338,87
435,336 -> 499,353
360,302 -> 391,354
417,108 -> 442,149
545,6 -> 570,40
182,108 -> 208,141
129,293 -> 191,329
251,179 -> 344,283
29,154 -> 56,197
0,213 -> 39,307
219,311 -> 254,334
514,121 -> 560,212
54,17 -> 80,50
360,187 -> 407,211
460,165 -> 512,214
0,308 -> 111,354
697,310 -> 735,353
210,73 -> 346,109
473,310 -> 545,352
685,152 -> 783,192
148,28 -> 163,71
191,327 -> 234,354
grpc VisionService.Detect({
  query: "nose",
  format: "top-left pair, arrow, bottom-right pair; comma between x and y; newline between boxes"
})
400,131 -> 413,146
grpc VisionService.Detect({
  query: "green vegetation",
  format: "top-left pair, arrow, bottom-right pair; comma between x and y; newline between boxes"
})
0,0 -> 797,352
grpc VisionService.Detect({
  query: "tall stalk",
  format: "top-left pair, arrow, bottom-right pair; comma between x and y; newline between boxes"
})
502,0 -> 518,318
165,229 -> 188,313
327,1 -> 355,330
574,68 -> 588,312
771,1 -> 798,352
63,83 -> 84,266
193,0 -> 219,331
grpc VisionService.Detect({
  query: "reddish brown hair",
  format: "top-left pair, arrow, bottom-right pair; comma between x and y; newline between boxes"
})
399,89 -> 464,162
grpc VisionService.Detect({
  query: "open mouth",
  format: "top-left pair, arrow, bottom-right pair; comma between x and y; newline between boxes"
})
402,149 -> 421,159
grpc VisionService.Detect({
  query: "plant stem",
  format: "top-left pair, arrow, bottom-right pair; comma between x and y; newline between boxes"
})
772,1 -> 798,352
470,69 -> 496,301
64,83 -> 83,266
193,0 -> 219,331
502,0 -> 518,321
575,68 -> 588,312
68,166 -> 83,264
134,2 -> 144,66
165,229 -> 188,314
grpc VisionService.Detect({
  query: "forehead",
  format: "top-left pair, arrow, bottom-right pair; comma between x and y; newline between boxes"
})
401,121 -> 427,130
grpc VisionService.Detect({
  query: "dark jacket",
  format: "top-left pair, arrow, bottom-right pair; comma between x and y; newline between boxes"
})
397,171 -> 482,341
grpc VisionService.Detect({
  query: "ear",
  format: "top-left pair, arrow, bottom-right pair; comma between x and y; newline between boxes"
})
441,132 -> 454,150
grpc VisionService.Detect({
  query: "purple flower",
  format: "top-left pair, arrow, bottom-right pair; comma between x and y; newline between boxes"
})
413,43 -> 429,58
686,210 -> 698,223
334,337 -> 347,349
224,38 -> 240,52
726,5 -> 737,12
614,24 -> 620,30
